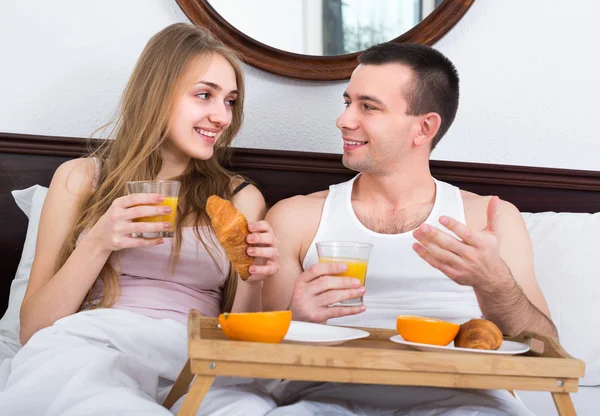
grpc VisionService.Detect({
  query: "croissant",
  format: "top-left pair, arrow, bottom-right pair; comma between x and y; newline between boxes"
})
454,319 -> 503,350
206,195 -> 253,281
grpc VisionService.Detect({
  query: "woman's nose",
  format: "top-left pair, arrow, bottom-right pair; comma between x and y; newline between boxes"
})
208,103 -> 229,126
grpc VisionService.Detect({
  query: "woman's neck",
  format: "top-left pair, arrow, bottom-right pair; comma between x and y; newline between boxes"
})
157,145 -> 191,180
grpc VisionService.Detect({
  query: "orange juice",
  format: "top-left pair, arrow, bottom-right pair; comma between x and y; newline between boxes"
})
318,257 -> 368,285
134,196 -> 178,230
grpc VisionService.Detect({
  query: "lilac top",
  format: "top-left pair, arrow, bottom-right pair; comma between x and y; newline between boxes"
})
85,157 -> 230,324
107,228 -> 229,323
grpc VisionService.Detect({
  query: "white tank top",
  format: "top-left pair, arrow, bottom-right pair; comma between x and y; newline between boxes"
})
303,175 -> 482,329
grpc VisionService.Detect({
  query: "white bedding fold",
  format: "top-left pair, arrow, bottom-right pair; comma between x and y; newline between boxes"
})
0,308 -> 187,416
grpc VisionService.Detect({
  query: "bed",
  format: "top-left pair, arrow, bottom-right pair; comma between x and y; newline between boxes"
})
1,132 -> 599,415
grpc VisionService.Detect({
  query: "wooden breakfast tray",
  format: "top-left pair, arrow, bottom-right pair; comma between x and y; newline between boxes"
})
164,310 -> 585,416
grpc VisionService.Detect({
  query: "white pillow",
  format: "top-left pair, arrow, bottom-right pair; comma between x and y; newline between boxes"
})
0,185 -> 48,347
522,212 -> 600,387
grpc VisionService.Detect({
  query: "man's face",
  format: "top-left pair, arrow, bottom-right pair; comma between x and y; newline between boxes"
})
336,63 -> 422,174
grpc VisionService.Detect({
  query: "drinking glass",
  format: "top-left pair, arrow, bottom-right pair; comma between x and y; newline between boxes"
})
126,181 -> 180,238
316,241 -> 373,306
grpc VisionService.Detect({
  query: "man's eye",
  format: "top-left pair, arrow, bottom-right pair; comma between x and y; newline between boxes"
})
363,104 -> 375,110
343,101 -> 350,107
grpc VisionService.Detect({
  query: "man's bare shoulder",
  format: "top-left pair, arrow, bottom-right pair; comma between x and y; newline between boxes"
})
460,189 -> 522,229
266,190 -> 329,244
269,190 -> 328,215
307,189 -> 330,199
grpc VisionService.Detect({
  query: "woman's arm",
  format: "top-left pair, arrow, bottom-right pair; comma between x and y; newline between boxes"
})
20,159 -> 169,344
20,158 -> 107,343
229,183 -> 277,313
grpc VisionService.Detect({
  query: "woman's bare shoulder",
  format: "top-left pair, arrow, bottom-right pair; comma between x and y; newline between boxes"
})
51,157 -> 96,197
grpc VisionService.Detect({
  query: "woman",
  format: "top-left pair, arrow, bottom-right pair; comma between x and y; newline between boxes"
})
0,23 -> 279,415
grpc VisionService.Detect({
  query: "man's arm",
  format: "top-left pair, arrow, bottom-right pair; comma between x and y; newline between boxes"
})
412,196 -> 557,338
474,199 -> 556,337
263,195 -> 366,322
262,196 -> 306,311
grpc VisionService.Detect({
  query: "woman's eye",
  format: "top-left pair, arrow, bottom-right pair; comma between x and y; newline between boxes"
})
197,92 -> 210,100
226,99 -> 237,107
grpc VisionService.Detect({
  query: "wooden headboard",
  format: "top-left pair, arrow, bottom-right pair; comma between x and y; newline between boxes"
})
2,132 -> 600,314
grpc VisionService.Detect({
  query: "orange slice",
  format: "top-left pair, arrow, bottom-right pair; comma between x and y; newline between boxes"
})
219,310 -> 292,343
396,315 -> 460,346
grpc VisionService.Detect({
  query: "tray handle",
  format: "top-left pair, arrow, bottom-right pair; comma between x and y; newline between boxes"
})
506,331 -> 572,358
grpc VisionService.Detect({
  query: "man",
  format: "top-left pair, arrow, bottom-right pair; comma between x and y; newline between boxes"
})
261,42 -> 556,415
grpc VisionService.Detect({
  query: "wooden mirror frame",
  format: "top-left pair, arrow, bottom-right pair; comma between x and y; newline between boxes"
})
176,0 -> 476,81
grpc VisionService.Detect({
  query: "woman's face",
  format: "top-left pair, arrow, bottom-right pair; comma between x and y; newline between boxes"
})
165,53 -> 239,163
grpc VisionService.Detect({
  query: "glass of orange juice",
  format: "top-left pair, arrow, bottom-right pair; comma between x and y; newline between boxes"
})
316,241 -> 373,306
126,180 -> 180,238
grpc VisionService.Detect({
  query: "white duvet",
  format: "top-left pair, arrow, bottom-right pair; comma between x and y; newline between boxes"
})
0,308 -> 188,415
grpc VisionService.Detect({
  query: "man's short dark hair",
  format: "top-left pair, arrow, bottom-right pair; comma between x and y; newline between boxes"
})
358,43 -> 459,150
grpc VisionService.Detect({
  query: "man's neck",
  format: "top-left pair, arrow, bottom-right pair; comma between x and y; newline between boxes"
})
350,165 -> 437,235
353,167 -> 436,209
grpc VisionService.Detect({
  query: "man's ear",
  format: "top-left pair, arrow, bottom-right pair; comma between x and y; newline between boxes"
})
414,113 -> 442,147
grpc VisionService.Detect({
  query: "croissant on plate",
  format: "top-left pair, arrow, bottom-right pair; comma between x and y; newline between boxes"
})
454,319 -> 503,350
206,195 -> 253,281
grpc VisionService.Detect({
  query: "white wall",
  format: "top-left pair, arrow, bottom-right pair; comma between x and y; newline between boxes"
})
1,0 -> 599,171
207,0 -> 307,54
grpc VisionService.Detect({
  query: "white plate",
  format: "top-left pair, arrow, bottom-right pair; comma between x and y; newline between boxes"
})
217,321 -> 370,346
389,335 -> 530,355
283,321 -> 370,346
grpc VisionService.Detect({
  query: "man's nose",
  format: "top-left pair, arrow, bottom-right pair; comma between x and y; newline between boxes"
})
336,107 -> 358,130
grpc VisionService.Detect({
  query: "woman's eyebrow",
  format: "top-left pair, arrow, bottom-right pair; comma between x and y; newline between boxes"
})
195,81 -> 238,95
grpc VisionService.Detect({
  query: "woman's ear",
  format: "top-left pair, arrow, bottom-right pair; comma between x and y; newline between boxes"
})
414,112 -> 442,147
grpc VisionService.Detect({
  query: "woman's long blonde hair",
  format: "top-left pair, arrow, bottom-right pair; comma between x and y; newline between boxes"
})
58,23 -> 245,313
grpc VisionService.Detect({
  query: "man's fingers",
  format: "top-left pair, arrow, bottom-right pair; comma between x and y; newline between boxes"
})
323,304 -> 366,321
297,262 -> 347,284
413,242 -> 463,274
437,217 -> 481,247
486,196 -> 500,233
413,223 -> 473,257
315,287 -> 365,307
309,275 -> 362,297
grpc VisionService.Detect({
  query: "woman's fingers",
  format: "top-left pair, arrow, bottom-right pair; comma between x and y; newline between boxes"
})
121,205 -> 172,221
246,246 -> 278,259
115,193 -> 164,209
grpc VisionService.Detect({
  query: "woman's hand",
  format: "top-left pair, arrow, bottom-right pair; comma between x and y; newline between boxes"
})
86,193 -> 171,252
245,220 -> 280,281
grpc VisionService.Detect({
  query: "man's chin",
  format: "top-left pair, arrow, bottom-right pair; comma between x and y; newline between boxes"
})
342,155 -> 365,173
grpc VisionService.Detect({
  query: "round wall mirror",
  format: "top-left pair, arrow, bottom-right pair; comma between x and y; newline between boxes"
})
176,0 -> 475,80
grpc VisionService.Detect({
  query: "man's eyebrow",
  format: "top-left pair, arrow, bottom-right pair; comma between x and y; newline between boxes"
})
358,94 -> 384,105
342,91 -> 384,106
196,81 -> 238,95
